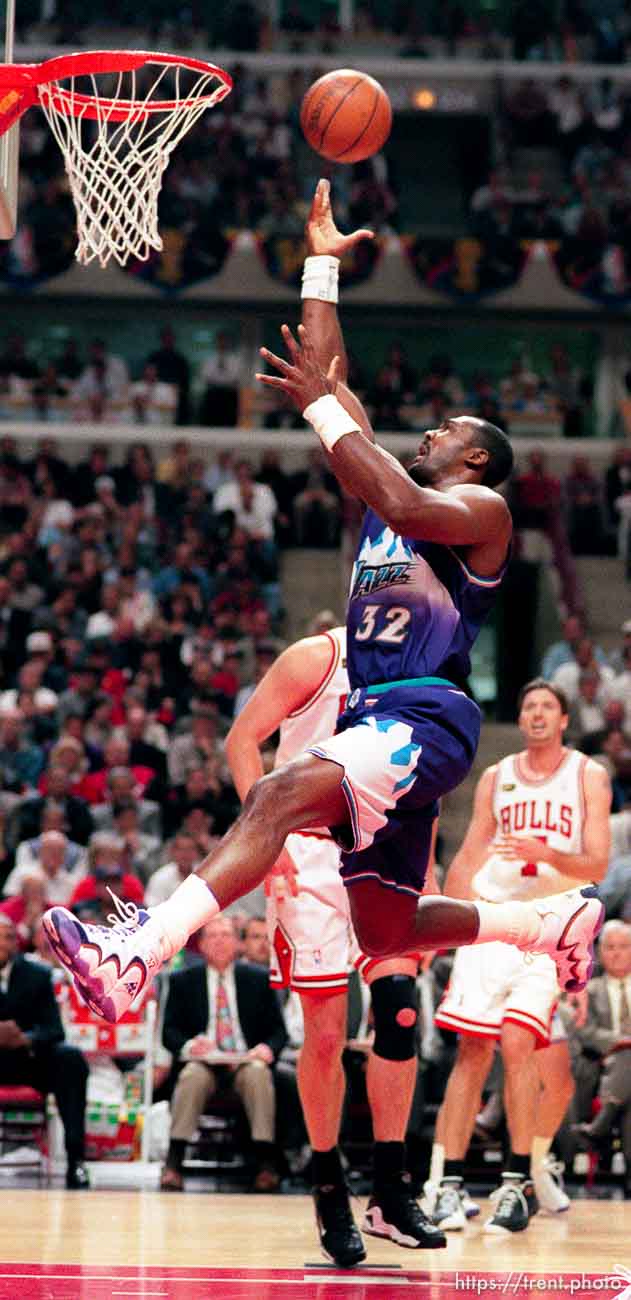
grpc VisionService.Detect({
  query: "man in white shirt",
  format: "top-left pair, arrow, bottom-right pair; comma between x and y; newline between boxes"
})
73,339 -> 130,422
131,363 -> 177,427
198,331 -> 241,427
552,637 -> 615,705
145,833 -> 200,908
4,830 -> 85,904
213,459 -> 277,542
572,921 -> 631,1188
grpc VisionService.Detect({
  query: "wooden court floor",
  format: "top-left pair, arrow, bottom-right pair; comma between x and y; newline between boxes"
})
0,1189 -> 629,1299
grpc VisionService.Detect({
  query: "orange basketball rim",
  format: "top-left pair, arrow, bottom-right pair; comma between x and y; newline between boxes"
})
0,50 -> 232,267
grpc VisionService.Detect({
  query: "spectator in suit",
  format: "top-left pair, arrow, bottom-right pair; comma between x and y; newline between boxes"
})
91,767 -> 162,838
161,914 -> 287,1192
9,767 -> 94,849
147,329 -> 192,426
0,577 -> 31,680
117,704 -> 168,784
241,915 -> 270,967
0,913 -> 89,1187
570,921 -> 631,1194
0,706 -> 44,792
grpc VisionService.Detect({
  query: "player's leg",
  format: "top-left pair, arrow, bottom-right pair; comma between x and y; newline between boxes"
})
428,945 -> 500,1228
268,838 -> 366,1268
531,1037 -> 573,1213
298,989 -> 366,1267
43,752 -> 349,1020
484,952 -> 559,1237
428,1034 -> 495,1229
360,956 -> 446,1248
298,989 -> 348,1153
347,878 -> 603,1000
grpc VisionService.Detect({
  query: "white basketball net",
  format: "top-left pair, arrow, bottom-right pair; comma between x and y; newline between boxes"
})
37,60 -> 230,268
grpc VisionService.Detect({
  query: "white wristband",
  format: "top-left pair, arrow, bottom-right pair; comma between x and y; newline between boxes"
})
301,254 -> 340,303
303,394 -> 361,452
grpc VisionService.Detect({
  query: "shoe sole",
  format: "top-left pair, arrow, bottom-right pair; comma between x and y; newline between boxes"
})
433,1212 -> 466,1231
43,909 -> 111,1016
363,1207 -> 447,1249
43,908 -> 146,1024
484,1221 -> 530,1235
319,1243 -> 366,1269
559,888 -> 605,992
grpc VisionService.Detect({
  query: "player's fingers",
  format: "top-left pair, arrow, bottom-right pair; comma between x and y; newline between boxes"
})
280,323 -> 302,360
256,373 -> 291,391
259,345 -> 292,374
297,323 -> 315,359
347,229 -> 374,246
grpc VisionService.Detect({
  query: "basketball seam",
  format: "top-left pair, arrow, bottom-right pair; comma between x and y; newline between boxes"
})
318,78 -> 365,150
332,85 -> 381,161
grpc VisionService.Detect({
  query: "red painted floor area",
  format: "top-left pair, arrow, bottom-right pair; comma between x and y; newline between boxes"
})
0,1265 -> 629,1300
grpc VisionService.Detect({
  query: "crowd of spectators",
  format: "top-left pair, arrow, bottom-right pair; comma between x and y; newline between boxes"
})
0,429 -> 351,940
470,74 -> 631,286
0,430 -> 629,1191
15,0 -> 631,63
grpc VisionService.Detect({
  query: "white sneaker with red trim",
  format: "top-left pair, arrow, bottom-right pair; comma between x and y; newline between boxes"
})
526,885 -> 604,992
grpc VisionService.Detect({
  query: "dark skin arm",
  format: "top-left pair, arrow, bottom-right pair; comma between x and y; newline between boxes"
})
301,178 -> 375,442
257,325 -> 512,576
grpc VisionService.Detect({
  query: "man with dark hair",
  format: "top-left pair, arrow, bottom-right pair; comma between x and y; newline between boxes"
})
45,186 -> 603,1118
516,675 -> 569,715
429,679 -> 610,1234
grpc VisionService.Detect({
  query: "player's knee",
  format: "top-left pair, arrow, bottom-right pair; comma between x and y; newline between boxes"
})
303,1024 -> 344,1068
456,1034 -> 495,1076
353,915 -> 400,958
501,1022 -> 536,1068
371,974 -> 418,1062
243,764 -> 316,837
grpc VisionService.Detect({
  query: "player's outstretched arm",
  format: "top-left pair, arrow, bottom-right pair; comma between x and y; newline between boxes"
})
257,323 -> 511,551
442,766 -> 498,900
224,635 -> 338,802
301,179 -> 375,443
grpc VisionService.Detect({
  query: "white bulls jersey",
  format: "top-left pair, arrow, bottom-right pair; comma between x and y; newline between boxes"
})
472,748 -> 588,902
268,627 -> 356,991
275,627 -> 349,781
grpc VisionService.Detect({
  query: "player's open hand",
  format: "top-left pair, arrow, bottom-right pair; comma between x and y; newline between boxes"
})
306,178 -> 373,257
257,323 -> 340,412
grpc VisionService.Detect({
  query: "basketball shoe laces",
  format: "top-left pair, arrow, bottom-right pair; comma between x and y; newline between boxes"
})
104,887 -> 146,933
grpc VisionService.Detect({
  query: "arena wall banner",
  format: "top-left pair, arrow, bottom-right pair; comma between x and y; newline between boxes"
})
0,228 -> 627,312
403,234 -> 531,300
551,238 -> 631,307
254,231 -> 384,288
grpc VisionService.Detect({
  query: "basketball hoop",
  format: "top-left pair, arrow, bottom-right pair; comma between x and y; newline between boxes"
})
0,51 -> 232,267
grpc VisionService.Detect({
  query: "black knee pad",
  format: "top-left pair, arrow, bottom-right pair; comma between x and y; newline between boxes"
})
370,974 -> 418,1062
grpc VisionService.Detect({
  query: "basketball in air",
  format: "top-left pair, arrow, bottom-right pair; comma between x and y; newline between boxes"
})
300,69 -> 392,164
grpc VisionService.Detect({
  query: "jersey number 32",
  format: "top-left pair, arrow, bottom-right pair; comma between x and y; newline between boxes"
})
355,605 -> 411,645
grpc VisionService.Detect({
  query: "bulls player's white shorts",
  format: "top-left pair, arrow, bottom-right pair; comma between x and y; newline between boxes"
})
267,833 -> 359,992
435,940 -> 559,1047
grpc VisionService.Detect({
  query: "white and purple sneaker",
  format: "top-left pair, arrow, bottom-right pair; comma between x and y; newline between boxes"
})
529,885 -> 604,992
43,894 -> 169,1023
